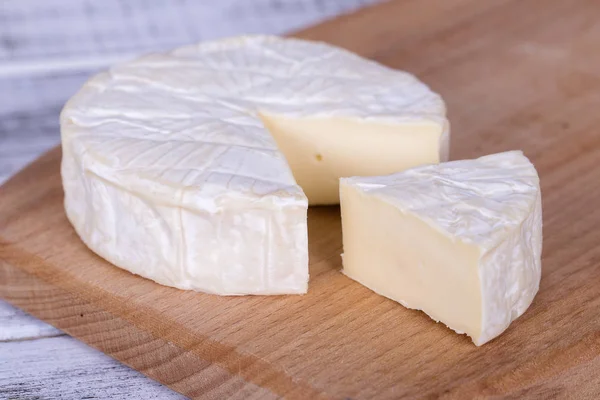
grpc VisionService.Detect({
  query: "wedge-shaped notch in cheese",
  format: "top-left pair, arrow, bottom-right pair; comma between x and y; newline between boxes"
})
61,35 -> 448,295
340,151 -> 542,345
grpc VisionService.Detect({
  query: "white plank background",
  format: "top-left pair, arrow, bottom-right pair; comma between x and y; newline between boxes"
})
0,1 -> 380,398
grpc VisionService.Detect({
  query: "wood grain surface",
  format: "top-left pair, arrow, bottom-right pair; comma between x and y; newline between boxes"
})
0,336 -> 184,400
2,0 -> 600,398
0,300 -> 61,341
0,2 -> 379,398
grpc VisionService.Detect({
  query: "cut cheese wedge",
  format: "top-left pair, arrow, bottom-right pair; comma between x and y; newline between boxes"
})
340,151 -> 542,345
61,35 -> 448,295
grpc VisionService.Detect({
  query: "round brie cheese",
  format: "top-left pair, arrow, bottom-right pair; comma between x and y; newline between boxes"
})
61,35 -> 448,294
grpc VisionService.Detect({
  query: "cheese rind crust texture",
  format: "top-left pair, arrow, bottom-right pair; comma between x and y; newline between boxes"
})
340,151 -> 542,345
61,35 -> 447,295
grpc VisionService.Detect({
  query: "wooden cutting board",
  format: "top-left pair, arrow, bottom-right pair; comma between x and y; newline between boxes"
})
2,0 -> 600,398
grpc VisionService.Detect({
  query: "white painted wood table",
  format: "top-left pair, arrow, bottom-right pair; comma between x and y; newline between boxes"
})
0,1 -> 379,398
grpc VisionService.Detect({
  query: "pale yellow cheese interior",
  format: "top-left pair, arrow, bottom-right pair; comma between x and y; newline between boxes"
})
340,182 -> 483,338
261,114 -> 444,205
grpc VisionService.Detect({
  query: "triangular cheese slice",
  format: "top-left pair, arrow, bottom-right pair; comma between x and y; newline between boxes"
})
340,151 -> 542,345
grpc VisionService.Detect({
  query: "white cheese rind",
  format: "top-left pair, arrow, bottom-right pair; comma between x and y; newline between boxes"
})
61,35 -> 447,295
340,151 -> 542,344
